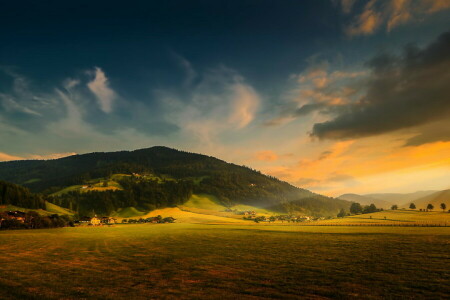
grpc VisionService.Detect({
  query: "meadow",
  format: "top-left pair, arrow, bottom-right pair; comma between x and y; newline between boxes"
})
0,224 -> 449,299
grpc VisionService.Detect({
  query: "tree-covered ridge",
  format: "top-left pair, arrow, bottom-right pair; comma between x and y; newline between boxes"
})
50,177 -> 194,217
0,146 -> 351,216
0,181 -> 46,210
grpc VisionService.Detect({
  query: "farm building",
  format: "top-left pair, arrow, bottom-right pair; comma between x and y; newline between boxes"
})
90,216 -> 101,226
7,211 -> 26,222
101,217 -> 116,224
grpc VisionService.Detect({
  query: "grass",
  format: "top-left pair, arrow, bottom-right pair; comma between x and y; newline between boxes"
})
182,194 -> 227,211
111,207 -> 147,219
139,207 -> 244,224
179,194 -> 277,221
0,224 -> 448,299
230,204 -> 276,215
318,210 -> 450,226
45,202 -> 74,216
0,204 -> 68,217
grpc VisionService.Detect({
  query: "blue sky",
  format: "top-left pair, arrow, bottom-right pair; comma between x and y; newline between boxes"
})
1,0 -> 449,196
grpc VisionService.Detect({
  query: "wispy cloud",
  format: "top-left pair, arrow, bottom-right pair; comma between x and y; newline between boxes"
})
172,53 -> 198,87
87,67 -> 117,113
266,60 -> 367,127
342,0 -> 450,37
159,65 -> 260,147
254,150 -> 279,162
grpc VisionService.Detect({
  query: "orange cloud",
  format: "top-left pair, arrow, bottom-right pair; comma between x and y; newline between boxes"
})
255,150 -> 279,162
0,152 -> 76,162
0,152 -> 23,162
260,137 -> 450,196
345,0 -> 450,37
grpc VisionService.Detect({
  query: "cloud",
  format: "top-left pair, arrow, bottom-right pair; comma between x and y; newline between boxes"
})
265,61 -> 367,126
160,66 -> 260,146
340,0 -> 357,14
311,31 -> 450,144
0,151 -> 76,162
0,152 -> 23,162
343,0 -> 450,37
345,0 -> 382,36
172,53 -> 198,87
229,84 -> 259,129
403,120 -> 450,146
87,67 -> 117,113
0,97 -> 41,116
255,150 -> 278,162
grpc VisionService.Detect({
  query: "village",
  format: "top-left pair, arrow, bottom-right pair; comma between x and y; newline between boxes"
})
0,210 -> 177,229
0,208 -> 321,229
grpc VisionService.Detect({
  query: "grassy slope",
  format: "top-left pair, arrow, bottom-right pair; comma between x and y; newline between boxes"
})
139,207 -> 244,224
45,202 -> 75,216
0,224 -> 448,299
179,194 -> 277,220
409,189 -> 450,209
0,203 -> 73,217
111,207 -> 147,218
51,175 -> 125,196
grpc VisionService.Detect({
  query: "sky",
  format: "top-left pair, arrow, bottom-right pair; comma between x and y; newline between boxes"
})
0,0 -> 449,196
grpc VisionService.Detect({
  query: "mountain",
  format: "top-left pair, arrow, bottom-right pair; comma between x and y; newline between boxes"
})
0,146 -> 350,217
337,193 -> 392,209
405,189 -> 450,210
364,191 -> 438,207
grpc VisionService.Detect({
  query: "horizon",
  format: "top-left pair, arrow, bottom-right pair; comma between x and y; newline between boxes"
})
1,0 -> 449,196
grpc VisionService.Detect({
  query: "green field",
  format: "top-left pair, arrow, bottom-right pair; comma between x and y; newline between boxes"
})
0,224 -> 449,299
317,210 -> 450,226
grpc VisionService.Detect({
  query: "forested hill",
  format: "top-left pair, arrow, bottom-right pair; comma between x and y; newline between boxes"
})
0,181 -> 46,209
0,147 -> 350,216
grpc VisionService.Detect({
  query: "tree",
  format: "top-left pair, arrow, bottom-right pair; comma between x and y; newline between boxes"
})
350,203 -> 363,214
427,204 -> 434,211
391,204 -> 398,210
337,208 -> 346,218
409,203 -> 416,209
440,203 -> 446,212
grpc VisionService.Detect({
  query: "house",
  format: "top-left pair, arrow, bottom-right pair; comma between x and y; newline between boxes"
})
101,217 -> 116,224
90,216 -> 101,226
79,216 -> 91,223
7,211 -> 26,222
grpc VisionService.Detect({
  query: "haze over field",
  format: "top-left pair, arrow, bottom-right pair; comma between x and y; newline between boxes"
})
0,0 -> 449,197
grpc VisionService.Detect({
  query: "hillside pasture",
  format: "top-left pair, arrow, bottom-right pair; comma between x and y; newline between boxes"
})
179,194 -> 277,220
0,224 -> 448,299
138,207 -> 245,224
0,204 -> 68,217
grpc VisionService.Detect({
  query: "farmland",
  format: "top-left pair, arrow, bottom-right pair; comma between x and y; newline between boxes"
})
0,224 -> 449,299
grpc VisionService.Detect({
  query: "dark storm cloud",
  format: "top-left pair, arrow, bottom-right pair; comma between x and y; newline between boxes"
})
311,31 -> 450,144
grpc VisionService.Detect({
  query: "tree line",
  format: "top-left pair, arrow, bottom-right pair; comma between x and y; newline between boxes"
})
0,211 -> 73,230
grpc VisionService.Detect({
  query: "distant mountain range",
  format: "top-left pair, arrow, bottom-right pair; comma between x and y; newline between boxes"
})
0,146 -> 350,217
338,190 -> 449,209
